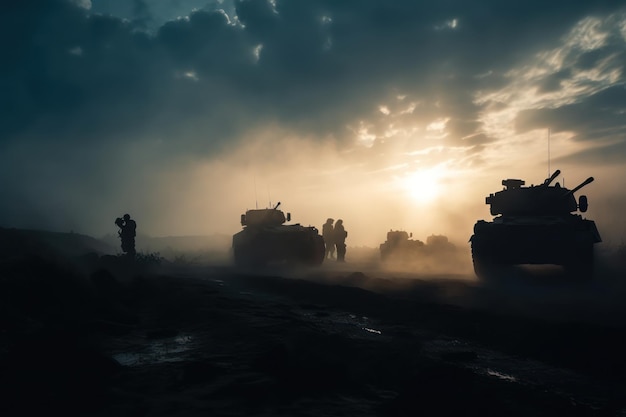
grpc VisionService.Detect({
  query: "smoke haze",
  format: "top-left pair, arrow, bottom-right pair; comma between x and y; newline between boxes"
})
1,0 -> 625,248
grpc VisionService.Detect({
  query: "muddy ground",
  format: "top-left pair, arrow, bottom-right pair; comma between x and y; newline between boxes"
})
1,241 -> 626,416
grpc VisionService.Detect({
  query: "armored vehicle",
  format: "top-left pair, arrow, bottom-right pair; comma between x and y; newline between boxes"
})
232,202 -> 325,267
380,231 -> 458,263
379,230 -> 424,261
423,234 -> 457,255
470,169 -> 601,279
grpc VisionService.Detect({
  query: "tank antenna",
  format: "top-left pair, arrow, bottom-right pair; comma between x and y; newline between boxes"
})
254,176 -> 258,209
267,185 -> 272,209
548,128 -> 551,177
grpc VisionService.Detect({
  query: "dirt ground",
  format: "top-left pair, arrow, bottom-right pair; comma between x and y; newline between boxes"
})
1,241 -> 626,416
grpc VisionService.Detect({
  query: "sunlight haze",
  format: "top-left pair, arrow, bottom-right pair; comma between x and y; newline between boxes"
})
1,0 -> 625,248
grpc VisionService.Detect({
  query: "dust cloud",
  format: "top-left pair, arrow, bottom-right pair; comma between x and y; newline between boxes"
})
104,127 -> 625,273
134,128 -> 620,248
5,124 -> 622,260
271,244 -> 626,328
125,128 -> 491,248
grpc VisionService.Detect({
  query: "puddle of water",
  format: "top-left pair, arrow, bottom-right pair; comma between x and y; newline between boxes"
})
296,309 -> 386,339
113,334 -> 195,366
485,368 -> 518,382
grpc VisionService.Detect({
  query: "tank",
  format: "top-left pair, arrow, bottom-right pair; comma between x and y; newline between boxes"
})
470,169 -> 601,279
379,230 -> 424,261
380,231 -> 458,263
423,234 -> 457,255
232,202 -> 325,266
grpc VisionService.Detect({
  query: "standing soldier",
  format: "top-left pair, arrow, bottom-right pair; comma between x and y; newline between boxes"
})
334,219 -> 347,262
115,213 -> 137,258
322,218 -> 335,260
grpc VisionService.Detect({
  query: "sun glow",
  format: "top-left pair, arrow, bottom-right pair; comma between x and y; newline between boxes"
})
402,166 -> 446,203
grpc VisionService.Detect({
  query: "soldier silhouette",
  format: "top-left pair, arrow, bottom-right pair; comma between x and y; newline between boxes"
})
322,218 -> 335,259
334,219 -> 347,262
115,213 -> 137,258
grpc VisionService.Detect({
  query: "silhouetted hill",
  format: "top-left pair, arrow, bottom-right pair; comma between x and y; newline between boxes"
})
0,227 -> 116,261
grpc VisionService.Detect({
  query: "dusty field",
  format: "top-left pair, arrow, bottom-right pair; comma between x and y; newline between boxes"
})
1,233 -> 626,416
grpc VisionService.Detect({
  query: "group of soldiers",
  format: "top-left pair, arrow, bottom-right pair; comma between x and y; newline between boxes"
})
322,218 -> 348,262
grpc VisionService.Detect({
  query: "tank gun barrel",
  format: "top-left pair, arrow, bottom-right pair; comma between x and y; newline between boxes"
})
274,201 -> 281,210
543,169 -> 561,186
565,177 -> 594,196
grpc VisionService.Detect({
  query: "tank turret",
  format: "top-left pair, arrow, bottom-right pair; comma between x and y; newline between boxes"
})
485,170 -> 594,216
470,169 -> 601,280
240,202 -> 291,227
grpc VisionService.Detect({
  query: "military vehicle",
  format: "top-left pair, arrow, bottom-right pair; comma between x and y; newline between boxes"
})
470,169 -> 601,279
423,234 -> 457,255
380,231 -> 458,262
379,230 -> 424,261
232,202 -> 325,267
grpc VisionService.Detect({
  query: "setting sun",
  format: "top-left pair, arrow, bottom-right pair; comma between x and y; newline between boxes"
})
402,166 -> 446,203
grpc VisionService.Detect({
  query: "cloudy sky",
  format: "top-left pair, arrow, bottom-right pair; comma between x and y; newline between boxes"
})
2,0 -> 625,246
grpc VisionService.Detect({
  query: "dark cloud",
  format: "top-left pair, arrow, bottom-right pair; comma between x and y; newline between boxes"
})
131,0 -> 154,30
557,138 -> 626,166
4,0 -> 624,147
1,0 -> 625,233
537,69 -> 573,93
515,85 -> 626,145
